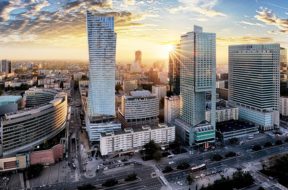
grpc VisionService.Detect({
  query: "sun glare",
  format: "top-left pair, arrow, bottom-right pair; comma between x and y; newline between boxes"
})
159,44 -> 175,59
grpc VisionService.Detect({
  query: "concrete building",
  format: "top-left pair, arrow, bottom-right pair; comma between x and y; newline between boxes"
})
280,47 -> 288,95
176,26 -> 216,146
118,90 -> 159,128
0,89 -> 68,156
130,50 -> 142,73
206,104 -> 239,123
152,85 -> 167,99
0,60 -> 11,74
123,80 -> 138,94
100,124 -> 175,156
280,97 -> 288,116
229,44 -> 280,130
164,96 -> 180,124
0,96 -> 22,116
168,44 -> 180,95
24,87 -> 58,107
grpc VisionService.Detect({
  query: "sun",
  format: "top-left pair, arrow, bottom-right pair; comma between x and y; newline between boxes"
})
159,44 -> 175,59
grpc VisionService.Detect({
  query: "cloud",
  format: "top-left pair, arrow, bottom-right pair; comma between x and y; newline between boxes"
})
240,20 -> 265,27
169,0 -> 226,17
255,8 -> 288,33
123,0 -> 135,6
217,36 -> 273,45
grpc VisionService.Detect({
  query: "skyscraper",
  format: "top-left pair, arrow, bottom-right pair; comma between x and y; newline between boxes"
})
175,26 -> 216,146
86,11 -> 116,117
85,12 -> 121,142
229,44 -> 280,130
0,60 -> 11,74
168,44 -> 180,95
131,50 -> 142,73
280,47 -> 287,95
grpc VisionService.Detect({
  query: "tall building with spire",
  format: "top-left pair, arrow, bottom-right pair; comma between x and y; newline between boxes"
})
131,50 -> 142,73
86,11 -> 116,117
85,11 -> 121,141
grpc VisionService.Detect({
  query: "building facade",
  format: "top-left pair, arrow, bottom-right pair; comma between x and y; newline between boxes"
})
0,91 -> 68,156
168,44 -> 180,95
118,90 -> 159,128
280,97 -> 288,116
206,106 -> 239,123
152,85 -> 167,99
164,96 -> 180,124
280,47 -> 288,95
228,44 -> 280,130
176,26 -> 216,146
0,60 -> 11,74
100,124 -> 175,156
86,11 -> 116,117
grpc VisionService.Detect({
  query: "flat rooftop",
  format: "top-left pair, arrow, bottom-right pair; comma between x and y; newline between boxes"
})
216,120 -> 256,133
0,96 -> 22,106
130,90 -> 151,97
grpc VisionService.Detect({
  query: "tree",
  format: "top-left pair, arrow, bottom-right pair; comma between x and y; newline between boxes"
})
102,179 -> 118,187
264,142 -> 273,148
26,164 -> 44,179
163,166 -> 173,173
225,151 -> 237,158
125,173 -> 137,181
177,162 -> 190,170
211,154 -> 223,161
77,184 -> 96,190
60,81 -> 64,89
252,145 -> 262,151
115,83 -> 122,93
229,138 -> 239,145
153,150 -> 162,162
143,140 -> 162,161
275,140 -> 283,145
187,174 -> 194,185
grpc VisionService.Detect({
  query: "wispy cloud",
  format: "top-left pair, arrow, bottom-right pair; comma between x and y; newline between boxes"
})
240,20 -> 265,27
255,8 -> 288,33
217,36 -> 273,45
168,0 -> 226,17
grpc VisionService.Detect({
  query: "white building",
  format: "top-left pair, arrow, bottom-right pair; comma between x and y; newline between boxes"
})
100,124 -> 175,156
152,85 -> 167,99
118,90 -> 159,128
206,106 -> 239,123
229,44 -> 280,130
164,96 -> 180,124
280,97 -> 288,116
216,81 -> 225,88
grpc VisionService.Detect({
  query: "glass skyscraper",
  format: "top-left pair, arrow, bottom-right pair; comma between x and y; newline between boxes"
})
175,26 -> 216,146
86,11 -> 116,118
229,44 -> 280,130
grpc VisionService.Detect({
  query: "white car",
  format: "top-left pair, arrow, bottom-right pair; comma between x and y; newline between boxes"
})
168,161 -> 175,165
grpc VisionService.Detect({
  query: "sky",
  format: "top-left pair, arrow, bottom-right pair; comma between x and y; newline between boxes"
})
0,0 -> 287,68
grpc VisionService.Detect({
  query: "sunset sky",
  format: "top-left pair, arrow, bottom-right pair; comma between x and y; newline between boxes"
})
0,0 -> 287,67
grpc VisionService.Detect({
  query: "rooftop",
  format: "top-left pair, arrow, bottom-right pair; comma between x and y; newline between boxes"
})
216,120 -> 256,133
130,90 -> 152,97
0,96 -> 22,106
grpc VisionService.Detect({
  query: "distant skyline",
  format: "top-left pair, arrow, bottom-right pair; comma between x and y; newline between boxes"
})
0,0 -> 287,67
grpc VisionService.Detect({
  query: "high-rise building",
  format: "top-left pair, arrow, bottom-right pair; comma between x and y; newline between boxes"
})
280,47 -> 288,95
85,12 -> 121,141
229,44 -> 280,130
175,26 -> 216,146
86,11 -> 116,118
0,60 -> 11,74
131,50 -> 142,73
168,44 -> 180,95
164,96 -> 180,124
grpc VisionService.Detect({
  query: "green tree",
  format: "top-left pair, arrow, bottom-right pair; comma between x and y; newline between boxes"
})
115,83 -> 123,93
177,162 -> 190,170
225,151 -> 237,158
187,174 -> 194,185
77,184 -> 96,190
211,154 -> 223,161
275,140 -> 283,145
125,173 -> 137,181
102,178 -> 118,187
163,166 -> 173,173
252,145 -> 262,151
264,142 -> 273,148
153,150 -> 162,162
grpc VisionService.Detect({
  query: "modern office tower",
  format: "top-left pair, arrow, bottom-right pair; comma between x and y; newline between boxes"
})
85,11 -> 121,141
152,85 -> 167,99
131,50 -> 142,73
168,44 -> 180,95
86,11 -> 116,118
0,88 -> 67,156
0,60 -> 11,74
280,47 -> 288,95
118,90 -> 159,128
164,96 -> 180,124
175,26 -> 216,146
229,44 -> 280,130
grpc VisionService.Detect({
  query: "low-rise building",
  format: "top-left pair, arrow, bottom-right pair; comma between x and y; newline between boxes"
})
100,124 -> 175,156
216,120 -> 259,141
206,104 -> 239,123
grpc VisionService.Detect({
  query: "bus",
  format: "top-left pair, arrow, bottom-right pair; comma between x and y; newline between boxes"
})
191,164 -> 206,172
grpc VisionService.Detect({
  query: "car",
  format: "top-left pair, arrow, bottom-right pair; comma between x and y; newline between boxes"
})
168,161 -> 175,165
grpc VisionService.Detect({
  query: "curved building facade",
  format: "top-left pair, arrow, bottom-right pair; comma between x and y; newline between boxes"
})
24,88 -> 58,107
0,89 -> 68,156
